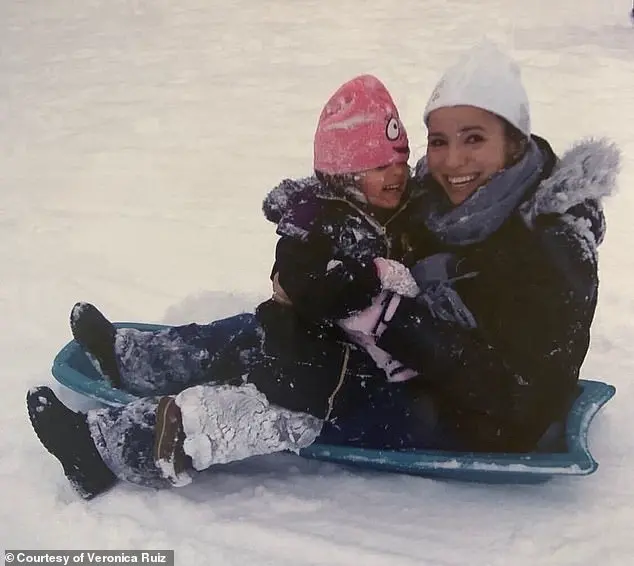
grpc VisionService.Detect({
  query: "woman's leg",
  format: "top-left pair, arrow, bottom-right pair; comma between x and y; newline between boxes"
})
317,379 -> 460,451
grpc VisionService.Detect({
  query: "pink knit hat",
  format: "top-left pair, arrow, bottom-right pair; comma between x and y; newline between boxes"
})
313,75 -> 410,175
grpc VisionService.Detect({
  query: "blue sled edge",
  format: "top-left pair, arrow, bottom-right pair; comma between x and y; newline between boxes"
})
299,379 -> 615,483
51,322 -> 616,484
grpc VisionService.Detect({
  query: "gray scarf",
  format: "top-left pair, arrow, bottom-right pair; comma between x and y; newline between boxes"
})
416,138 -> 546,246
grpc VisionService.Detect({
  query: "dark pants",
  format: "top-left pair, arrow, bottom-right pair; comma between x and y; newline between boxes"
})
86,313 -> 453,488
113,313 -> 263,396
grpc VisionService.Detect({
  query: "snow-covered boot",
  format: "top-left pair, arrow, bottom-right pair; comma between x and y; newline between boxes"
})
26,386 -> 117,499
70,302 -> 121,387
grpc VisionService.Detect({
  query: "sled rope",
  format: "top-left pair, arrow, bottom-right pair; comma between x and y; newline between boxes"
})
325,344 -> 350,421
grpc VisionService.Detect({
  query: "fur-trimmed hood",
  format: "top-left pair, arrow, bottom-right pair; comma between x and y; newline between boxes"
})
411,136 -> 620,249
260,174 -> 422,265
520,137 -> 620,229
262,177 -> 323,225
262,174 -> 423,227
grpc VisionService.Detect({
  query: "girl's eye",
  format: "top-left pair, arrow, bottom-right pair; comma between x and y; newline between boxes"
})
386,117 -> 401,141
427,138 -> 446,148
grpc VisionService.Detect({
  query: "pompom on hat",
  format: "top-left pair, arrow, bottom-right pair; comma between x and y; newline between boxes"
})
423,41 -> 531,137
313,75 -> 410,175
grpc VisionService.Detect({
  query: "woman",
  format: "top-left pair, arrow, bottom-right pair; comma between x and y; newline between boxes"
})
332,40 -> 620,453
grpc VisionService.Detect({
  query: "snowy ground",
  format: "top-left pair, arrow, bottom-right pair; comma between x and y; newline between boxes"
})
2,0 -> 634,564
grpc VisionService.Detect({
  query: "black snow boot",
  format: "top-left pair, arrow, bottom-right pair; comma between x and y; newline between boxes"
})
26,386 -> 118,499
70,302 -> 121,387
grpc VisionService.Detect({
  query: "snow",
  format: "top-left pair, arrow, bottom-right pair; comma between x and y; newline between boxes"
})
374,258 -> 420,297
1,0 -> 633,564
176,383 -> 322,468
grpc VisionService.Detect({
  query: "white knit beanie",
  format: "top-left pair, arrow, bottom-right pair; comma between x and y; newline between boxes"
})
423,41 -> 531,136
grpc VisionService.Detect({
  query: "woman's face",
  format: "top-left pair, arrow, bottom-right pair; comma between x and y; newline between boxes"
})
357,162 -> 409,209
426,105 -> 514,205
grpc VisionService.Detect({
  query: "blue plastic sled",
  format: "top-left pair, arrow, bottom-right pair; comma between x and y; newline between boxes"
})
52,322 -> 616,484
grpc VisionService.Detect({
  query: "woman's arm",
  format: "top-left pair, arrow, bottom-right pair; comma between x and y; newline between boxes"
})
377,215 -> 599,449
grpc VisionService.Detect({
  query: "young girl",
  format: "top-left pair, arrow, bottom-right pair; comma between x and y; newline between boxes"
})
26,75 -> 428,499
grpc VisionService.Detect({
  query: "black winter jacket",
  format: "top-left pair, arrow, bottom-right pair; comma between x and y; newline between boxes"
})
378,137 -> 619,452
251,177 -> 424,419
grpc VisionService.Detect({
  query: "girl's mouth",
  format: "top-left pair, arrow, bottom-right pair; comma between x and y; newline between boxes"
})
383,183 -> 403,192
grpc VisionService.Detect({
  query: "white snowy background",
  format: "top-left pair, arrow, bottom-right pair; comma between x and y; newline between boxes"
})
2,0 -> 633,564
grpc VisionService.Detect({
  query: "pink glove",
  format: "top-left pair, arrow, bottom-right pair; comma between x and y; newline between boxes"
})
373,258 -> 419,297
338,290 -> 401,338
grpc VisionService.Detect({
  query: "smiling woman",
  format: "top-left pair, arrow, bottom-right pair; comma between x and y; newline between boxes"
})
423,40 -> 532,206
426,107 -> 526,205
338,41 -> 620,453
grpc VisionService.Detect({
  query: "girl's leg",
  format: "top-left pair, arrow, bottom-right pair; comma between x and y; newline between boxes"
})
71,302 -> 262,396
114,313 -> 263,396
28,382 -> 323,499
90,383 -> 322,485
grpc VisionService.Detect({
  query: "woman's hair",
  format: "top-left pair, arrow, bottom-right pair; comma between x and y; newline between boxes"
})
502,118 -> 530,167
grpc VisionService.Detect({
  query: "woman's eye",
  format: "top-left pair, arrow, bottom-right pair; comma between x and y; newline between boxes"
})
465,134 -> 485,144
427,138 -> 446,147
386,117 -> 401,141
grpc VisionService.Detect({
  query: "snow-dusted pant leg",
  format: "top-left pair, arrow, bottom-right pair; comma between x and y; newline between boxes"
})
175,383 -> 323,471
114,313 -> 263,396
86,397 -> 176,489
85,383 -> 324,490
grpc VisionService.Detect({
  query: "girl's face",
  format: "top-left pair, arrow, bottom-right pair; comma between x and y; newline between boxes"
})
426,105 -> 518,205
357,162 -> 409,209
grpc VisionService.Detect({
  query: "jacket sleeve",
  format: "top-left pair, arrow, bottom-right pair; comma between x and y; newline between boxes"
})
377,214 -> 599,449
273,233 -> 382,321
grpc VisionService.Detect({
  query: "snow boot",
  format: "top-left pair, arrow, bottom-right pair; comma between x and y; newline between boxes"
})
26,386 -> 117,499
70,302 -> 121,387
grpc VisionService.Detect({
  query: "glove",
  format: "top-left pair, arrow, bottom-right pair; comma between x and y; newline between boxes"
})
373,258 -> 419,297
338,290 -> 401,338
409,253 -> 459,290
411,254 -> 477,329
